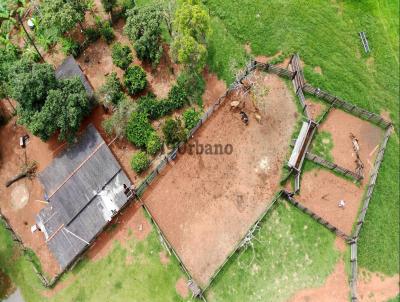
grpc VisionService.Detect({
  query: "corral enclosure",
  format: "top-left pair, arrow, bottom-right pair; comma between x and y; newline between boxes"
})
143,72 -> 298,287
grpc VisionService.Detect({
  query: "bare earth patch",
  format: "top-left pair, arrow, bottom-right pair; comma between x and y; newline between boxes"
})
255,51 -> 282,63
288,260 -> 349,302
202,70 -> 227,109
159,251 -> 170,265
319,109 -> 384,178
143,73 -> 297,287
314,66 -> 323,74
176,277 -> 189,299
298,169 -> 365,235
87,203 -> 151,262
357,270 -> 399,302
305,99 -> 327,121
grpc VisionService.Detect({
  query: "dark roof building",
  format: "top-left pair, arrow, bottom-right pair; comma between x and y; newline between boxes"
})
55,55 -> 94,98
36,125 -> 133,269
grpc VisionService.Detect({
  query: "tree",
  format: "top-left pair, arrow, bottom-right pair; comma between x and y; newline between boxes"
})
99,72 -> 124,107
29,77 -> 90,142
146,132 -> 162,155
40,0 -> 88,35
124,6 -> 163,66
171,0 -> 210,72
10,60 -> 57,121
162,117 -> 186,146
111,42 -> 133,70
124,65 -> 147,95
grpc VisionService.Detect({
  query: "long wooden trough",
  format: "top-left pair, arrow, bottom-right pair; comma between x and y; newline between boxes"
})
288,120 -> 317,172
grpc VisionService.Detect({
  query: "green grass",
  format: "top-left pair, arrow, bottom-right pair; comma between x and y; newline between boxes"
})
310,131 -> 334,161
207,201 -> 339,302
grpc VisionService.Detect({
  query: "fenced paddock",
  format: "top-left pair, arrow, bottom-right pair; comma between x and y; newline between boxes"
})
140,68 -> 298,289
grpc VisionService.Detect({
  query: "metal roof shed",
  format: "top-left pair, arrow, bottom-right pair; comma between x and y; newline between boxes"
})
55,55 -> 94,99
36,125 -> 133,270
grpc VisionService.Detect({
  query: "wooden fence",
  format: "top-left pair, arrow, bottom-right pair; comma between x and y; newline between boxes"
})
352,125 -> 392,239
305,152 -> 363,182
302,84 -> 391,129
350,241 -> 358,301
254,62 -> 296,79
288,54 -> 309,118
282,191 -> 351,241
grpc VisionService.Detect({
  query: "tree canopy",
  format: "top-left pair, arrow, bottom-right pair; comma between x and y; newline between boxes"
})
171,0 -> 210,72
124,6 -> 163,66
40,0 -> 88,34
9,61 -> 90,142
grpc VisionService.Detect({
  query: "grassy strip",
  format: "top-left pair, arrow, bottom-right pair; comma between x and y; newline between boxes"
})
207,200 -> 339,302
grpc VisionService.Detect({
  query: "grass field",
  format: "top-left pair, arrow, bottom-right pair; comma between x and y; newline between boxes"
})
0,0 -> 398,301
206,201 -> 339,302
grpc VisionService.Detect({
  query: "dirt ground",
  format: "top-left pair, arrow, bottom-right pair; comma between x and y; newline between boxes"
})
357,270 -> 399,302
288,259 -> 349,302
319,109 -> 383,177
297,108 -> 384,235
305,98 -> 327,121
142,72 -> 297,287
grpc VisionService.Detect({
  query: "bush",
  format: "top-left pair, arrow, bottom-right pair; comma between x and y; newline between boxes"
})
59,37 -> 80,57
176,70 -> 205,105
167,83 -> 188,109
99,21 -> 115,44
126,111 -> 154,148
84,27 -> 101,43
102,96 -> 137,138
124,65 -> 147,95
111,42 -> 133,70
99,72 -> 123,106
131,151 -> 150,173
162,118 -> 186,146
146,132 -> 162,155
183,108 -> 201,130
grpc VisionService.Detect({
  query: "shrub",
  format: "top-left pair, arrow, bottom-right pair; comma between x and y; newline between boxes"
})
131,151 -> 150,173
146,132 -> 162,155
168,83 -> 188,109
84,27 -> 101,43
99,72 -> 124,106
162,118 -> 186,146
102,97 -> 137,138
126,111 -> 154,148
124,65 -> 147,95
59,37 -> 80,57
183,108 -> 201,130
99,21 -> 115,44
111,42 -> 133,70
176,70 -> 205,105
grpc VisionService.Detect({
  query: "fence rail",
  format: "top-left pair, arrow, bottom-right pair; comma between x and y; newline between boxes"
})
305,152 -> 363,181
288,54 -> 309,118
254,62 -> 296,79
350,241 -> 358,301
352,126 -> 392,239
282,191 -> 351,241
303,84 -> 391,129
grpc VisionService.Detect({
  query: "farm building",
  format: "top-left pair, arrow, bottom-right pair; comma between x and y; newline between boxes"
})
55,55 -> 94,99
36,125 -> 134,269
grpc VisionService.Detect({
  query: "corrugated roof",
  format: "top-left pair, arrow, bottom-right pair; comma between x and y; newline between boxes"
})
55,55 -> 94,98
36,125 -> 132,269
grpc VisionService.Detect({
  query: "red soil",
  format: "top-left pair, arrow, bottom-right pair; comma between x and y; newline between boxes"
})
176,277 -> 189,299
142,73 -> 297,287
305,99 -> 326,121
297,108 -> 384,235
202,70 -> 227,109
288,260 -> 349,302
357,270 -> 399,302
